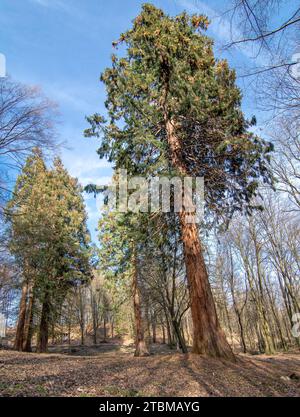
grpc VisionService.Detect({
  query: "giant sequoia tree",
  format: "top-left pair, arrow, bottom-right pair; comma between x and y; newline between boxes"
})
7,149 -> 91,352
86,4 -> 272,359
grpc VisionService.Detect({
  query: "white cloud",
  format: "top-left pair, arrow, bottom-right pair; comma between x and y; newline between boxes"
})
78,175 -> 113,187
64,156 -> 112,177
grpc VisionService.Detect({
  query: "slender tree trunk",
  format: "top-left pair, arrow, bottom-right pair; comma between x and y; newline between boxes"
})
23,284 -> 35,352
244,260 -> 275,355
14,280 -> 28,351
103,315 -> 107,341
282,314 -> 293,345
222,292 -> 234,347
93,327 -> 97,344
80,325 -> 85,345
144,300 -> 151,345
68,321 -> 71,346
254,243 -> 276,355
111,317 -> 114,339
172,319 -> 188,353
92,301 -> 97,344
260,308 -> 275,354
133,252 -> 149,357
78,287 -> 85,346
151,310 -> 157,343
37,292 -> 50,353
228,266 -> 247,353
51,322 -> 55,345
162,322 -> 166,344
165,119 -> 235,360
185,314 -> 193,346
263,274 -> 287,351
164,308 -> 175,348
236,310 -> 247,353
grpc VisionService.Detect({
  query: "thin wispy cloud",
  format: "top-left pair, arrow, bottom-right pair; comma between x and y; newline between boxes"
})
175,0 -> 265,64
29,0 -> 96,23
46,86 -> 95,114
175,0 -> 235,41
29,0 -> 78,17
30,0 -> 65,9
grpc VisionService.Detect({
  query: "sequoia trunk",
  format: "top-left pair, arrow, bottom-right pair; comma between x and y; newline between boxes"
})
37,292 -> 50,353
23,283 -> 35,352
166,119 -> 235,360
13,280 -> 28,351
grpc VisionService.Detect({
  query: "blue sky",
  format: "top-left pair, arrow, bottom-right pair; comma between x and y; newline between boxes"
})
0,0 -> 291,242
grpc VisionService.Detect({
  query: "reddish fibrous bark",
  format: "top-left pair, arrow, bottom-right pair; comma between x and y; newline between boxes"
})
37,292 -> 50,353
166,119 -> 235,360
22,283 -> 35,352
13,280 -> 28,351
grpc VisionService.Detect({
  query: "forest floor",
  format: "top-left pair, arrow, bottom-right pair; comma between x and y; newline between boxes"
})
0,342 -> 300,397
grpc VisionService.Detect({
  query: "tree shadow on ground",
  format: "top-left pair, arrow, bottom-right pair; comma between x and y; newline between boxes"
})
0,347 -> 299,397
